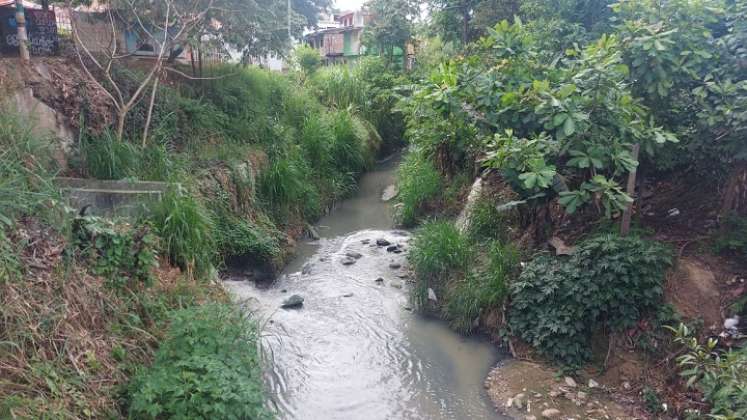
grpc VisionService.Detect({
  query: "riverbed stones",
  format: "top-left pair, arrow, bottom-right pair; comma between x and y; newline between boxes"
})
386,245 -> 398,252
390,280 -> 403,289
564,377 -> 577,387
345,251 -> 363,259
375,277 -> 384,283
281,295 -> 304,308
341,257 -> 357,265
376,238 -> 391,246
382,184 -> 398,201
389,262 -> 401,269
342,292 -> 354,297
541,408 -> 561,418
588,379 -> 599,388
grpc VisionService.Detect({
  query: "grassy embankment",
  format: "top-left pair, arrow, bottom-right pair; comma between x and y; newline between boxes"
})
1,60 -> 397,418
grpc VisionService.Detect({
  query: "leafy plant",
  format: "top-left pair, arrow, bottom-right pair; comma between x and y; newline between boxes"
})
714,215 -> 747,261
669,323 -> 747,419
127,304 -> 270,419
508,234 -> 672,368
73,216 -> 158,289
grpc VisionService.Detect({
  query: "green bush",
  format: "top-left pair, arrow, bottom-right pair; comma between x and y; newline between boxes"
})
73,216 -> 158,289
257,152 -> 321,222
150,187 -> 215,277
213,209 -> 281,264
714,215 -> 747,261
127,304 -> 270,419
409,221 -> 473,307
508,234 -> 672,368
670,323 -> 747,419
329,110 -> 369,177
444,241 -> 519,333
396,150 -> 442,226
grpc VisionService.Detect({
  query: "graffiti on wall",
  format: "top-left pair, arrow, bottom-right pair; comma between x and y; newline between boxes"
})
0,7 -> 58,56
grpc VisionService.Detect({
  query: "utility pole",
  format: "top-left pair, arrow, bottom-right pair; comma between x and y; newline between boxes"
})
14,0 -> 30,61
287,0 -> 292,47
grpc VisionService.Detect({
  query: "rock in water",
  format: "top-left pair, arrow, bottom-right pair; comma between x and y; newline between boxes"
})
375,277 -> 384,283
386,245 -> 399,252
376,238 -> 391,247
342,292 -> 354,298
390,280 -> 403,289
345,251 -> 363,259
281,295 -> 304,308
341,257 -> 357,265
381,184 -> 399,201
541,408 -> 561,419
389,262 -> 401,269
427,288 -> 438,302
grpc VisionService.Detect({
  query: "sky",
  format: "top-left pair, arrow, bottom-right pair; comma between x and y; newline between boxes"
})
334,0 -> 365,12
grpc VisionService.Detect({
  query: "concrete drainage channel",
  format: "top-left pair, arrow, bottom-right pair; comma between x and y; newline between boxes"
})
55,177 -> 171,218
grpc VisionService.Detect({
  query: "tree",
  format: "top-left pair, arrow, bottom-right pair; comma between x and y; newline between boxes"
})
294,44 -> 321,79
362,0 -> 418,68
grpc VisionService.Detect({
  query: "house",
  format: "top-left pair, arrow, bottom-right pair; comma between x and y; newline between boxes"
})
304,10 -> 371,65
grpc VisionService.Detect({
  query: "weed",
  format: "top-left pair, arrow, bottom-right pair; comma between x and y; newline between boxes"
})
213,208 -> 282,264
79,130 -> 140,180
445,242 -> 519,333
467,196 -> 511,242
127,304 -> 270,419
149,186 -> 215,277
714,214 -> 747,261
396,150 -> 442,226
73,215 -> 159,289
409,221 -> 473,307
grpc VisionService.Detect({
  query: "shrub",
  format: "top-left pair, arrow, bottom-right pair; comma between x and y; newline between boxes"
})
73,215 -> 158,289
150,187 -> 215,277
127,304 -> 270,419
409,221 -> 473,307
508,234 -> 672,368
396,150 -> 442,226
714,215 -> 747,261
444,241 -> 519,333
467,196 -> 511,242
257,152 -> 321,222
213,209 -> 281,264
294,44 -> 322,77
669,323 -> 747,419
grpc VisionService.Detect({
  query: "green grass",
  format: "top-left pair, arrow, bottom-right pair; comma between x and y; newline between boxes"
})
396,150 -> 442,226
149,187 -> 215,277
444,241 -> 519,333
467,196 -> 511,242
409,220 -> 473,307
127,304 -> 270,419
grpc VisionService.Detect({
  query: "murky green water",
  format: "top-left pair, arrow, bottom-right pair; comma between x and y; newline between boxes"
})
226,155 -> 506,419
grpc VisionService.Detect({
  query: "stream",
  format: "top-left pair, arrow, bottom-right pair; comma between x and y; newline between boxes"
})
225,155 -> 506,420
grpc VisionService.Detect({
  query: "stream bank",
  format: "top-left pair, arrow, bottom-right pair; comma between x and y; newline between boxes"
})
226,155 -> 507,419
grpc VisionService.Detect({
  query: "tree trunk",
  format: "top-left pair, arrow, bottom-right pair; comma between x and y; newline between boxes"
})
461,3 -> 470,45
190,45 -> 197,78
142,72 -> 161,148
720,161 -> 747,220
116,107 -> 128,141
14,0 -> 30,61
620,143 -> 640,237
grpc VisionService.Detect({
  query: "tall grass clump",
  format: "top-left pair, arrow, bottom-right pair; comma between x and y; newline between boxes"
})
467,196 -> 512,242
258,151 -> 321,223
127,304 -> 270,419
330,110 -> 369,176
79,130 -> 139,180
213,208 -> 281,265
409,221 -> 473,307
150,186 -> 215,277
444,242 -> 519,333
396,150 -> 442,226
0,111 -> 58,222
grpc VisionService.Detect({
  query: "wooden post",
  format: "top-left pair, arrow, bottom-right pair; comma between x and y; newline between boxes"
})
620,143 -> 640,237
14,0 -> 30,61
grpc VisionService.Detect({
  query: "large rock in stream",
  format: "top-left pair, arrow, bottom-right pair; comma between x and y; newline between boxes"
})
281,295 -> 304,308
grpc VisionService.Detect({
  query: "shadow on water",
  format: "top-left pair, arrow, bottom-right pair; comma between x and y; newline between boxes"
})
225,153 -> 508,420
